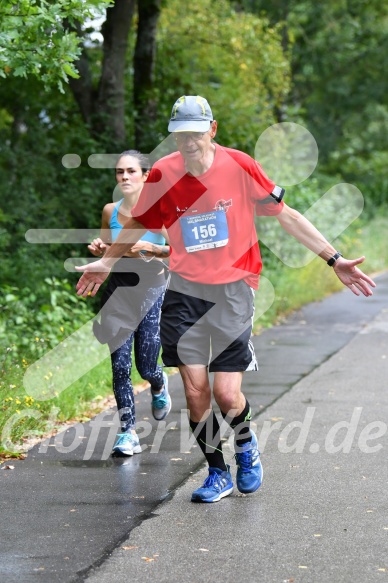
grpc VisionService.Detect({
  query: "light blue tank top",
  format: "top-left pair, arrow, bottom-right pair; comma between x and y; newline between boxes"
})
110,199 -> 165,244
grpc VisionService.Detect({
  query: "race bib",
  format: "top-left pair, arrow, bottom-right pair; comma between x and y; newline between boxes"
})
180,210 -> 228,253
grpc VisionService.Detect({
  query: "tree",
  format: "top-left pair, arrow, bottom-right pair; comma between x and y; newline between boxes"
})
133,0 -> 162,149
0,0 -> 164,147
67,0 -> 136,146
65,0 -> 162,147
153,0 -> 290,154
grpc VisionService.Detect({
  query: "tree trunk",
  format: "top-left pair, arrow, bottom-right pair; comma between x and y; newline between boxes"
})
133,0 -> 162,150
68,0 -> 136,147
67,20 -> 95,127
95,0 -> 136,145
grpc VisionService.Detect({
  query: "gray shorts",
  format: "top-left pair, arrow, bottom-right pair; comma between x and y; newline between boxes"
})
160,273 -> 258,372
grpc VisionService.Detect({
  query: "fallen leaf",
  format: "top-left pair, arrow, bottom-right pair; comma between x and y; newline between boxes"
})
141,557 -> 155,562
2,465 -> 15,470
122,545 -> 138,550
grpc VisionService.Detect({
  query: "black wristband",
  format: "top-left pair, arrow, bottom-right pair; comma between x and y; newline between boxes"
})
327,251 -> 342,267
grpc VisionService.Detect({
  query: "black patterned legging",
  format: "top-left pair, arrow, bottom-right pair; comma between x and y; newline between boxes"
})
109,286 -> 165,432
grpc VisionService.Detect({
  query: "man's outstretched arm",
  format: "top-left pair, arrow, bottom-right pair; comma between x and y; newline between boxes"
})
276,204 -> 376,297
75,217 -> 146,297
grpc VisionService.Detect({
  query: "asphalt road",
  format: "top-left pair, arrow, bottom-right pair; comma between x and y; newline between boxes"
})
1,271 -> 387,582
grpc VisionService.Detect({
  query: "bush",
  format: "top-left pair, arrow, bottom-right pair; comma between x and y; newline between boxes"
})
0,277 -> 95,359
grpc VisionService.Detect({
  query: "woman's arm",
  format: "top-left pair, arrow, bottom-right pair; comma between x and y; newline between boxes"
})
88,204 -> 112,257
130,226 -> 170,259
130,240 -> 170,259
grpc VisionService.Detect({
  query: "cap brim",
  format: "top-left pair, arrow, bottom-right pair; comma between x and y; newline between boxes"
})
168,120 -> 211,133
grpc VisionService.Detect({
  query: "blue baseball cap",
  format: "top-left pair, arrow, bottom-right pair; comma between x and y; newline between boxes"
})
168,95 -> 213,132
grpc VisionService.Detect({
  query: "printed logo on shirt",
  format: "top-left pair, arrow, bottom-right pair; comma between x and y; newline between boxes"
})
214,198 -> 233,212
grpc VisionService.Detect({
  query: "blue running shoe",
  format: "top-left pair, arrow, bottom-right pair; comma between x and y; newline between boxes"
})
234,431 -> 263,493
151,372 -> 171,421
191,466 -> 234,503
112,432 -> 142,456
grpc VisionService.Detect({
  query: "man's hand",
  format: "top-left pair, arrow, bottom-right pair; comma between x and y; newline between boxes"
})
75,259 -> 111,297
333,256 -> 376,297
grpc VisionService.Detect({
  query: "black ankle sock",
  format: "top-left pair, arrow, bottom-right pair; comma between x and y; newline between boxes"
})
189,412 -> 227,472
221,399 -> 252,447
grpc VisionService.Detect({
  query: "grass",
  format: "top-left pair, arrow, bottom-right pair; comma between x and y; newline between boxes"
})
254,216 -> 388,332
1,353 -> 113,458
1,213 -> 387,459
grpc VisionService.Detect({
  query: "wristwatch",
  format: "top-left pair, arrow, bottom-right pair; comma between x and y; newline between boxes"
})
327,251 -> 342,267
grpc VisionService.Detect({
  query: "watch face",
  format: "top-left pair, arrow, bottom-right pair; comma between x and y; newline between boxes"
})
328,252 -> 341,266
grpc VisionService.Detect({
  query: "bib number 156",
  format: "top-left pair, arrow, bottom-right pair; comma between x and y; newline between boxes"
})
192,224 -> 217,239
180,210 -> 228,252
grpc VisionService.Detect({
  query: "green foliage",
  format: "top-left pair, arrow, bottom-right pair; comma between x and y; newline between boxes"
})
0,0 -> 112,91
0,276 -> 100,455
0,277 -> 95,358
0,72 -> 114,289
147,0 -> 291,153
291,1 -> 388,211
329,103 -> 388,213
239,0 -> 388,209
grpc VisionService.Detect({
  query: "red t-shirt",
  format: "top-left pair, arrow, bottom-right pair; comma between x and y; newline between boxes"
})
132,144 -> 284,289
